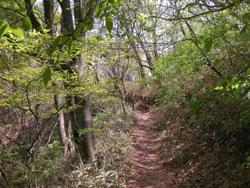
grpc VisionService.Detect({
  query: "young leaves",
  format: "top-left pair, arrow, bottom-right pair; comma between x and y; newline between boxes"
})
0,21 -> 24,39
43,66 -> 52,86
240,12 -> 250,35
0,22 -> 9,38
47,35 -> 70,57
67,38 -> 75,56
105,14 -> 113,33
9,27 -> 24,39
188,97 -> 199,113
95,0 -> 122,33
203,38 -> 213,53
22,16 -> 32,31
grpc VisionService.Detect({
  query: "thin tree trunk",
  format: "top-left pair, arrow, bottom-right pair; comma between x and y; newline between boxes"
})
83,95 -> 95,160
0,167 -> 11,188
74,0 -> 83,24
124,27 -> 146,79
138,38 -> 154,70
70,96 -> 94,161
43,0 -> 74,157
54,95 -> 73,157
57,0 -> 96,162
128,39 -> 146,79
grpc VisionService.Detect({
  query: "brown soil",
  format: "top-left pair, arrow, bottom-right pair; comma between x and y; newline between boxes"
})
126,109 -> 176,188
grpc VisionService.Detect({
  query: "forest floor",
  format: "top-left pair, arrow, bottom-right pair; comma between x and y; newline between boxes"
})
126,107 -> 176,188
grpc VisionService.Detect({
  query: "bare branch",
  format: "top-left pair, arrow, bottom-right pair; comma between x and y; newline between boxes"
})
25,79 -> 40,125
151,4 -> 236,22
0,167 -> 11,188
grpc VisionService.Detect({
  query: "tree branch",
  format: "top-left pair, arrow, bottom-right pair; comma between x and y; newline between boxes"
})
184,20 -> 223,77
25,79 -> 40,125
0,5 -> 25,16
151,3 -> 237,22
0,167 -> 11,188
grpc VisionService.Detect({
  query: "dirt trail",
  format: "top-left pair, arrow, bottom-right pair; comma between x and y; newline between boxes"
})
126,109 -> 176,188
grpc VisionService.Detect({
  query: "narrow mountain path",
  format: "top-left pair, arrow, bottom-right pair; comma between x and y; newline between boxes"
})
126,108 -> 176,188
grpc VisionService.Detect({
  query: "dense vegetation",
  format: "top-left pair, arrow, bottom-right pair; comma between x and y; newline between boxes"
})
0,0 -> 250,187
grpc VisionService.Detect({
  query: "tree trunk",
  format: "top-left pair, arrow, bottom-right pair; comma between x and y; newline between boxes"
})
60,0 -> 74,34
58,0 -> 96,162
83,95 -> 95,160
43,0 -> 74,157
59,0 -> 84,160
54,95 -> 74,157
74,0 -> 96,161
74,0 -> 83,24
24,0 -> 42,30
0,167 -> 11,188
43,0 -> 54,34
65,95 -> 94,161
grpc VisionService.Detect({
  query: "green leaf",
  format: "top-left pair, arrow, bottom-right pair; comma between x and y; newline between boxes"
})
47,35 -> 70,56
85,17 -> 94,31
246,91 -> 250,100
67,38 -> 74,56
106,14 -> 113,33
247,68 -> 250,75
0,20 -> 4,28
74,22 -> 85,38
22,16 -> 32,31
78,127 -> 102,136
9,27 -> 24,39
74,18 -> 94,38
215,86 -> 224,91
240,24 -> 248,35
43,66 -> 52,86
188,97 -> 199,113
138,13 -> 148,20
242,13 -> 250,24
95,4 -> 101,16
95,1 -> 107,17
204,38 -> 213,53
0,23 -> 9,38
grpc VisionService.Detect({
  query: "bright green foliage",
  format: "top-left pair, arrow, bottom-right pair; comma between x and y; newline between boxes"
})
0,21 -> 24,39
0,26 -> 127,186
22,16 -> 32,31
95,0 -> 123,33
153,41 -> 199,106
